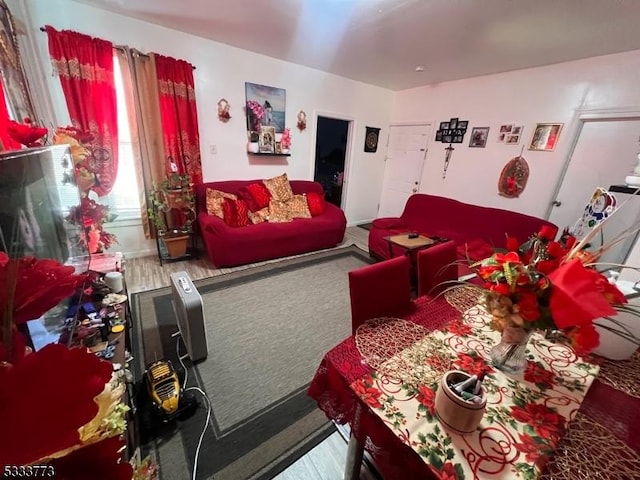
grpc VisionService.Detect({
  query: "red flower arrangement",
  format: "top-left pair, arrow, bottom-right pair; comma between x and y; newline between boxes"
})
474,225 -> 629,355
0,252 -> 89,364
66,197 -> 118,253
53,126 -> 118,254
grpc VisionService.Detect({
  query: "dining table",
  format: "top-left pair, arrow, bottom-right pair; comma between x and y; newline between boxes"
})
308,293 -> 640,480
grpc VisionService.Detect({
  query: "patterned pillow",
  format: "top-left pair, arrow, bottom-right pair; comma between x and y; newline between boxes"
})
287,194 -> 311,219
268,199 -> 293,223
306,191 -> 326,216
206,188 -> 237,218
248,206 -> 270,224
221,198 -> 250,227
263,173 -> 294,202
237,182 -> 272,212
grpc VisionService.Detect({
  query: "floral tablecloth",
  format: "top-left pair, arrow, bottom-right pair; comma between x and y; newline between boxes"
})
350,305 -> 599,479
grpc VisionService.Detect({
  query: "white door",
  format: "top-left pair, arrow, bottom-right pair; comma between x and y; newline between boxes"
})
378,124 -> 430,217
549,118 -> 640,234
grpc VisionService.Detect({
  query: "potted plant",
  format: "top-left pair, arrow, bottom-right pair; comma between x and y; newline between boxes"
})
147,173 -> 196,259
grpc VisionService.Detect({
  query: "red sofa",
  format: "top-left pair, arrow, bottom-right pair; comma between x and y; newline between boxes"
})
196,180 -> 347,267
369,194 -> 556,283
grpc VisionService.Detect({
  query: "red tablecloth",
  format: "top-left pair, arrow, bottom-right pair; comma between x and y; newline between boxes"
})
308,296 -> 640,480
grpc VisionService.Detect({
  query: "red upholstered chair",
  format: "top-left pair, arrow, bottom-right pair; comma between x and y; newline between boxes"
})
348,256 -> 412,335
417,240 -> 458,297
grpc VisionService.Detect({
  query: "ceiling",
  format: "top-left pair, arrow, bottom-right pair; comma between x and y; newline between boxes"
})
76,0 -> 640,91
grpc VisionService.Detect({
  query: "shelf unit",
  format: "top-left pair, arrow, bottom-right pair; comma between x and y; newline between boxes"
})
248,152 -> 291,157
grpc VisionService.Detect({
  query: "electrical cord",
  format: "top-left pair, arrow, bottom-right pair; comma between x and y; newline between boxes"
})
176,336 -> 212,480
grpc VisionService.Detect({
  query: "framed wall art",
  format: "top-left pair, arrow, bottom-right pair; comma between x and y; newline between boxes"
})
245,82 -> 286,133
528,123 -> 563,152
469,127 -> 489,148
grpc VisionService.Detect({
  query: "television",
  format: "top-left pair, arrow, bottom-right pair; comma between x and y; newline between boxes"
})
0,145 -> 90,350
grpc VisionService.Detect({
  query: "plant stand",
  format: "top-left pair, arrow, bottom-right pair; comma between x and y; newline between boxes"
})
157,231 -> 198,266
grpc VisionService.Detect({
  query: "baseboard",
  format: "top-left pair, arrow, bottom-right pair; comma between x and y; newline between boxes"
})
121,248 -> 156,259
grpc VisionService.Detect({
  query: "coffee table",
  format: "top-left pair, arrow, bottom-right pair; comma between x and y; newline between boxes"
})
384,233 -> 437,259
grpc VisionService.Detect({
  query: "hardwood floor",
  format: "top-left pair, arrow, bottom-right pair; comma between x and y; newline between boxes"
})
126,226 -> 377,479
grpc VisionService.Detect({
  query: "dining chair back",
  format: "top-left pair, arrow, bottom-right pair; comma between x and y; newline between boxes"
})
348,256 -> 412,335
416,240 -> 458,297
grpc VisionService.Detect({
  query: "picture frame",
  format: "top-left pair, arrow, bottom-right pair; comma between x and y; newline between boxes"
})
439,121 -> 450,130
458,121 -> 468,129
449,118 -> 458,130
442,134 -> 453,143
245,82 -> 286,133
511,125 -> 523,135
435,131 -> 443,141
499,124 -> 513,134
528,123 -> 563,152
469,127 -> 490,148
505,134 -> 520,145
274,142 -> 282,154
259,126 -> 276,153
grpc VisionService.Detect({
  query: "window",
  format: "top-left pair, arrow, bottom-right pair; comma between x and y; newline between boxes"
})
53,54 -> 142,220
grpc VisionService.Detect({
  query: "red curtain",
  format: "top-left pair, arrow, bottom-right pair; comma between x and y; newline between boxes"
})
45,26 -> 118,196
0,80 -> 20,151
154,54 -> 202,185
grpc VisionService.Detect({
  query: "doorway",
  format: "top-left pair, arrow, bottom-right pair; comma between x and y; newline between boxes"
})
314,116 -> 350,207
378,124 -> 431,217
548,114 -> 640,264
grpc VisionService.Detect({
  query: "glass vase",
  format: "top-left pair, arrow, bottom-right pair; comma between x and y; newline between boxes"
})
489,326 -> 532,374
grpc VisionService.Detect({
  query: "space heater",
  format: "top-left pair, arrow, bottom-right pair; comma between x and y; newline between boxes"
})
170,271 -> 207,362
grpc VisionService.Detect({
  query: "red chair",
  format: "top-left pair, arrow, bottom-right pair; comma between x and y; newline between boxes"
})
348,256 -> 413,335
416,240 -> 458,297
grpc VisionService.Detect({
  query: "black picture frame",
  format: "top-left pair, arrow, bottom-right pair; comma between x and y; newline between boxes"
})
452,135 -> 463,143
443,134 -> 453,143
458,121 -> 468,129
449,118 -> 458,130
435,131 -> 443,141
439,121 -> 450,130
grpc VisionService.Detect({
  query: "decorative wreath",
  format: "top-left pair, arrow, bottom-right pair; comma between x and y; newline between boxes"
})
498,156 -> 529,198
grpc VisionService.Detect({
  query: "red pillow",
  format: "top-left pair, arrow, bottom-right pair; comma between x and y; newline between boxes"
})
237,183 -> 271,212
222,198 -> 250,227
306,192 -> 326,216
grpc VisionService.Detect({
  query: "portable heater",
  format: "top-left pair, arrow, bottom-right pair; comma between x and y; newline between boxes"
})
170,271 -> 207,362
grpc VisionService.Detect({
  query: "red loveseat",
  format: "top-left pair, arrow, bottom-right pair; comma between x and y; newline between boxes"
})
196,180 -> 347,267
369,194 -> 556,281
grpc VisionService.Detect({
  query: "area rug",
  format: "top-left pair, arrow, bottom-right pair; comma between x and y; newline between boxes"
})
130,245 -> 372,480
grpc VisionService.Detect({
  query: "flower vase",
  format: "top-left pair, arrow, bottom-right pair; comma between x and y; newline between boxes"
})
593,311 -> 640,360
489,326 -> 532,374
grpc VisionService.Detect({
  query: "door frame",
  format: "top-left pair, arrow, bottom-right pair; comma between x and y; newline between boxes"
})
545,107 -> 640,220
311,110 -> 355,211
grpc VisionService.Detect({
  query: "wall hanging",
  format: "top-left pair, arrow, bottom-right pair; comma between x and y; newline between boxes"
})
297,110 -> 306,131
528,123 -> 563,151
435,117 -> 468,178
469,127 -> 489,148
364,126 -> 380,152
217,98 -> 230,122
245,82 -> 286,134
498,154 -> 529,198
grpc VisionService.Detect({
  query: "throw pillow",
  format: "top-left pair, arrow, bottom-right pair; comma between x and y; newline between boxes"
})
248,206 -> 270,224
206,188 -> 237,218
263,173 -> 294,202
287,194 -> 311,219
221,198 -> 250,227
268,199 -> 293,223
237,182 -> 272,211
306,191 -> 326,216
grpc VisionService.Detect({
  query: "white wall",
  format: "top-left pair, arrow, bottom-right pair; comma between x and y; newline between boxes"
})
391,50 -> 640,220
14,0 -> 394,257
